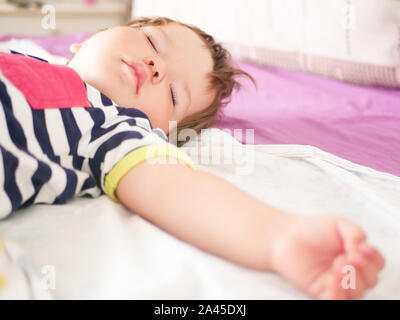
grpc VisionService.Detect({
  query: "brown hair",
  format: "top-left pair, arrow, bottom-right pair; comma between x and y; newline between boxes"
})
125,17 -> 255,147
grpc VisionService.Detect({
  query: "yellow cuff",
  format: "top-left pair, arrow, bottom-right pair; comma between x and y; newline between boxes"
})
104,143 -> 196,202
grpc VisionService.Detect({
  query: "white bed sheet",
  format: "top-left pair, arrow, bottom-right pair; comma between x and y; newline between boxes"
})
0,128 -> 399,299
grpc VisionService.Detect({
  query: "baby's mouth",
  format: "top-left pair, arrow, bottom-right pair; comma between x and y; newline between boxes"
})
122,59 -> 138,93
122,59 -> 147,94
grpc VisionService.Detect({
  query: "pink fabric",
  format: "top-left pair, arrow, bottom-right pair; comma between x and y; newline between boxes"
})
1,34 -> 399,176
0,52 -> 89,109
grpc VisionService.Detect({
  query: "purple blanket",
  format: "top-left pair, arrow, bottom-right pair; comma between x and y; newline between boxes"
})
1,33 -> 400,177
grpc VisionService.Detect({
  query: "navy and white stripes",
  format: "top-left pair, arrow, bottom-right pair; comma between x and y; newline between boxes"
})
0,51 -> 170,219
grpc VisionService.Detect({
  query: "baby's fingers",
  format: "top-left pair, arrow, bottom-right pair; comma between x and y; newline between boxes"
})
350,252 -> 381,292
311,255 -> 347,299
359,242 -> 385,270
339,257 -> 368,300
323,271 -> 349,300
336,218 -> 366,253
320,255 -> 362,299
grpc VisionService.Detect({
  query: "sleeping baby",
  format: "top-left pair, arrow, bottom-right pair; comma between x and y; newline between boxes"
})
0,16 -> 384,299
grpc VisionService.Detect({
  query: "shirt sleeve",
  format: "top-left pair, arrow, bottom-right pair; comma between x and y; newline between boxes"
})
104,142 -> 196,202
84,108 -> 196,203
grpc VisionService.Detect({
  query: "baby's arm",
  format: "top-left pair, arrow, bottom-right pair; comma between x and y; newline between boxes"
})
116,157 -> 285,271
116,158 -> 385,299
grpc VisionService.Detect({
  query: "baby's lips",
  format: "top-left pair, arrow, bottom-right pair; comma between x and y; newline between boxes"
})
124,60 -> 148,93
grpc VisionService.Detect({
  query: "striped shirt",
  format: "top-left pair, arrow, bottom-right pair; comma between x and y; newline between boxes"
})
0,51 -> 195,219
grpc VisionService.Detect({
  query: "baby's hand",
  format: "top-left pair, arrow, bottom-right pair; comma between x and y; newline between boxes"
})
270,214 -> 385,299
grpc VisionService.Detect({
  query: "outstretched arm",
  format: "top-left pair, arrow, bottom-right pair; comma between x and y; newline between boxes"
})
115,158 -> 385,299
116,157 -> 287,271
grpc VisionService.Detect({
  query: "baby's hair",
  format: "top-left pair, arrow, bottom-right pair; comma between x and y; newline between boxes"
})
125,16 -> 256,147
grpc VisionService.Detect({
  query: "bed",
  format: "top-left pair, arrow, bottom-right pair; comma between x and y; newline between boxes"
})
0,34 -> 399,299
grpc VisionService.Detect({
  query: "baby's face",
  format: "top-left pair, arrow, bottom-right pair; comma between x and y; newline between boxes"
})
68,23 -> 215,134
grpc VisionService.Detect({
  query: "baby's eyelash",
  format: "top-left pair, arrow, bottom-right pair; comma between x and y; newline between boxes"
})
170,85 -> 177,106
145,34 -> 157,52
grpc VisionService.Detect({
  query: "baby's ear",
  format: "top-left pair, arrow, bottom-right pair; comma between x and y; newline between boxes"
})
69,43 -> 82,54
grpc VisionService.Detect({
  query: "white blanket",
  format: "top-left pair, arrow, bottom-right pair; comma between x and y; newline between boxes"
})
0,128 -> 399,299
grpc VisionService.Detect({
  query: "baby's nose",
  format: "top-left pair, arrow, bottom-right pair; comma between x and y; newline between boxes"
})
145,56 -> 166,84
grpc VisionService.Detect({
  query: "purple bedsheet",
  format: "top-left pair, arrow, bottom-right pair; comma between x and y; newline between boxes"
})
215,62 -> 400,177
1,33 -> 400,177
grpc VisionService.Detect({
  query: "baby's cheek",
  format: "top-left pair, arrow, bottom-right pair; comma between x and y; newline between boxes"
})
149,96 -> 172,126
151,110 -> 170,133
